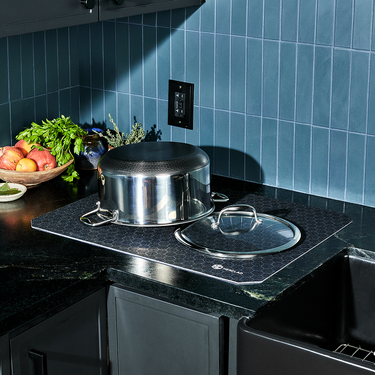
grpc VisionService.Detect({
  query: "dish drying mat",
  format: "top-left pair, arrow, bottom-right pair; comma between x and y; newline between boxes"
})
31,193 -> 352,285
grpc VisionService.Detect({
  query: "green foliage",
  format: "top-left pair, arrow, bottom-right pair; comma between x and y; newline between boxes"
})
0,182 -> 21,195
16,115 -> 87,182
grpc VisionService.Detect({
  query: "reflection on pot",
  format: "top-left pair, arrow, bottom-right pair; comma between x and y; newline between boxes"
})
75,128 -> 107,170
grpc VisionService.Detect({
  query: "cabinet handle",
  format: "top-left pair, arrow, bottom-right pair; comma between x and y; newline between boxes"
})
81,0 -> 96,9
28,349 -> 48,375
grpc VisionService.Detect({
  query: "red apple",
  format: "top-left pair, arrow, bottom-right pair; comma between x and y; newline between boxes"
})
14,140 -> 40,157
0,146 -> 24,170
27,148 -> 57,171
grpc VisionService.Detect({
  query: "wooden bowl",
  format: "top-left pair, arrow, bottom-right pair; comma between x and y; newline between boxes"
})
0,159 -> 73,187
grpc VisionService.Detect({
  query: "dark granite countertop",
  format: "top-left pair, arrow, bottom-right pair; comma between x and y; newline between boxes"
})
0,171 -> 372,338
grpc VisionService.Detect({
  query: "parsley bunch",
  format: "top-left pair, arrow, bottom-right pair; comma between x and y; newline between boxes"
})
16,115 -> 88,182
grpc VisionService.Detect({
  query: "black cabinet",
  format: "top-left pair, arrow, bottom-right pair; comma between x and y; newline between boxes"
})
10,288 -> 107,375
0,334 -> 10,375
107,283 -> 223,375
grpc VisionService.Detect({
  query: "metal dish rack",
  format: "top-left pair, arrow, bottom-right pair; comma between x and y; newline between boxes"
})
335,344 -> 375,364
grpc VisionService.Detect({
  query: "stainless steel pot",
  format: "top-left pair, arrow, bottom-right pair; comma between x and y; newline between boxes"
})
80,141 -> 228,227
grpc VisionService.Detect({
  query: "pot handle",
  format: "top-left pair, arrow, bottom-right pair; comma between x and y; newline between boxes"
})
211,192 -> 229,203
80,201 -> 119,227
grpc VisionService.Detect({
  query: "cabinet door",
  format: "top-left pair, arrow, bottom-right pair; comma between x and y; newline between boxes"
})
10,288 -> 107,375
108,284 -> 222,375
0,334 -> 10,375
100,0 -> 205,21
0,0 -> 98,38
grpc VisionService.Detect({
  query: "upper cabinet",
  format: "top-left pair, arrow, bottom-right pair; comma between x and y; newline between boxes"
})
0,0 -> 205,38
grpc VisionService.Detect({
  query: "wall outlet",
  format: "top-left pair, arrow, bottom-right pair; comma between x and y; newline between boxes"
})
168,80 -> 194,130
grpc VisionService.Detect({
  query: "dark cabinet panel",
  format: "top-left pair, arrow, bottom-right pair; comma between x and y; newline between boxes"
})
108,283 -> 222,375
100,0 -> 205,21
0,0 -> 98,38
0,334 -> 10,375
10,288 -> 107,375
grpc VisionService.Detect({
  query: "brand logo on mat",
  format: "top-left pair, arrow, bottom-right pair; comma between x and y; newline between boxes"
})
212,264 -> 243,275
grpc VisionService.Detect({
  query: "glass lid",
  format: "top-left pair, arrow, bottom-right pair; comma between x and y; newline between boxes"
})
174,204 -> 301,258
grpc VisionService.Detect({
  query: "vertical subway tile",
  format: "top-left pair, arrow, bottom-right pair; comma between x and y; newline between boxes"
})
316,0 -> 334,46
128,15 -> 142,25
246,38 -> 262,116
57,28 -> 70,90
200,33 -> 214,108
261,118 -> 278,186
200,107 -> 214,150
328,130 -> 347,201
47,92 -> 59,119
264,0 -> 280,40
157,27 -> 170,101
368,53 -> 375,135
157,100 -> 170,141
230,112 -> 245,179
331,48 -> 350,130
8,35 -> 21,101
263,40 -> 279,119
298,0 -> 316,43
296,44 -> 314,124
248,0 -> 263,38
246,115 -> 262,183
215,34 -> 230,111
364,136 -> 375,207
70,27 -> 80,87
278,120 -> 294,190
171,29 -> 185,81
77,25 -> 91,88
352,0 -> 372,51
311,126 -> 329,196
281,0 -> 298,42
35,95 -> 47,123
79,87 -> 92,125
116,22 -> 130,94
214,110 -> 230,175
91,22 -> 104,90
334,0 -> 352,48
0,38 -> 8,104
0,104 -> 11,146
70,87 -> 80,122
117,93 -> 130,130
200,0 -> 215,33
144,26 -> 157,98
186,6 -> 200,31
104,22 -> 116,92
130,95 -> 143,124
59,89 -> 71,118
216,0 -> 230,35
104,90 -> 117,123
186,106 -> 200,145
347,132 -> 365,204
294,123 -> 311,193
279,42 -> 296,121
186,31 -> 199,104
313,46 -> 331,127
144,97 -> 157,130
45,29 -> 59,93
21,33 -> 34,99
129,24 -> 143,96
157,10 -> 171,28
231,0 -> 247,36
349,51 -> 369,133
10,100 -> 23,139
143,12 -> 156,26
171,8 -> 186,29
230,36 -> 246,113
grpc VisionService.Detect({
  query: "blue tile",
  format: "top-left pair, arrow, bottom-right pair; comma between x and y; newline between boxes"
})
279,42 -> 296,121
104,90 -> 117,125
248,0 -> 263,38
0,38 -> 7,105
8,35 -> 22,101
368,54 -> 375,135
35,95 -> 47,123
21,33 -> 34,98
294,123 -> 311,193
157,99 -> 170,141
334,0 -> 352,48
281,0 -> 298,42
246,38 -> 262,116
261,117 -> 278,186
214,110 -> 230,175
230,36 -> 246,113
200,0 -> 215,33
10,100 -> 23,141
0,104 -> 10,146
231,0 -> 247,36
186,31 -> 199,104
129,24 -> 143,95
57,28 -> 70,90
143,12 -> 156,26
349,51 -> 369,133
128,15 -> 142,24
117,93 -> 130,131
69,27 -> 80,87
171,29 -> 185,81
90,23 -> 104,90
77,25 -> 91,88
186,6 -> 200,31
331,48 -> 350,130
70,87 -> 80,123
200,33 -> 215,108
296,44 -> 314,124
311,126 -> 329,196
157,10 -> 171,28
347,132 -> 365,204
216,0 -> 230,35
130,95 -> 143,126
186,106 -> 200,145
328,130 -> 347,201
59,89 -> 71,118
263,40 -> 279,119
45,30 -> 59,93
144,26 -> 157,98
313,46 -> 331,127
316,0 -> 334,45
264,0 -> 280,40
364,136 -> 375,206
157,27 -> 171,101
116,23 -> 130,94
79,87 -> 92,125
171,8 -> 186,29
245,115 -> 262,183
47,92 -> 59,119
215,34 -> 230,111
278,120 -> 294,190
230,112 -> 245,179
104,22 -> 116,92
298,0 -> 316,43
144,97 -> 157,131
199,107 -> 214,152
353,0 -> 372,51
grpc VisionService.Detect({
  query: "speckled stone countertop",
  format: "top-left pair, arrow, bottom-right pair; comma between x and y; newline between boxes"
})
0,170 -> 372,337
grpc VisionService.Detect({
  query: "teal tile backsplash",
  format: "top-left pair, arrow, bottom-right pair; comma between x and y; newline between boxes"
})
2,0 -> 375,207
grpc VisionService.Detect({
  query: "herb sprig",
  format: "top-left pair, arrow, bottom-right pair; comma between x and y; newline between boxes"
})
16,116 -> 87,182
0,182 -> 21,195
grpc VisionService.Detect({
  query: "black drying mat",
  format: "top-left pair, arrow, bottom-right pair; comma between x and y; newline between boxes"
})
31,193 -> 351,284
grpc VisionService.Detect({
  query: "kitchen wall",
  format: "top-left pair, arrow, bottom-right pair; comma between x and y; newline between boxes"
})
1,0 -> 375,207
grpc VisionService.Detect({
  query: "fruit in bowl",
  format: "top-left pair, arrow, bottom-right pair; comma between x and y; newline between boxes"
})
0,146 -> 24,170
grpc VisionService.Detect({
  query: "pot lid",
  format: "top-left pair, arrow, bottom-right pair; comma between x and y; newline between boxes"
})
174,204 -> 301,258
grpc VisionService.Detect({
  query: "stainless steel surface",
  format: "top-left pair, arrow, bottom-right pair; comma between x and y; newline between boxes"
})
335,344 -> 375,364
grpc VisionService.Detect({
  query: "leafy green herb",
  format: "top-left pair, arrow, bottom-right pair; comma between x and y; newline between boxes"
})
0,182 -> 21,195
16,115 -> 88,182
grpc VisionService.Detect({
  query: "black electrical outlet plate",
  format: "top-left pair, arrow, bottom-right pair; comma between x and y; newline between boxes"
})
168,80 -> 194,130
